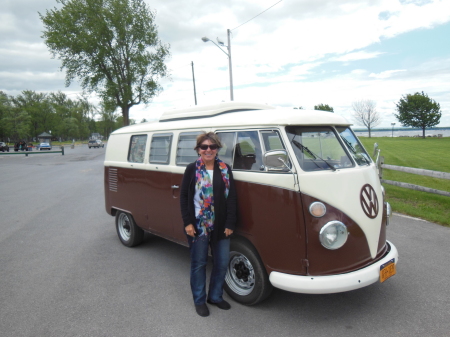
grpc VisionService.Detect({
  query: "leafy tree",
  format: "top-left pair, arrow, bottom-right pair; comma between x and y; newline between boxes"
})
352,99 -> 381,138
61,117 -> 80,140
0,91 -> 12,142
97,106 -> 120,139
40,0 -> 170,126
314,103 -> 334,112
13,90 -> 53,140
395,91 -> 441,138
3,108 -> 32,141
293,106 -> 304,109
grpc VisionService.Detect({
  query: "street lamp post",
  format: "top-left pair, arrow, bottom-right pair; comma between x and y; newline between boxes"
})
191,61 -> 197,105
391,123 -> 396,137
201,29 -> 234,101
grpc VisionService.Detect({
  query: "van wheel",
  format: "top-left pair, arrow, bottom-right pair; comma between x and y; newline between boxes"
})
115,211 -> 144,247
224,238 -> 273,305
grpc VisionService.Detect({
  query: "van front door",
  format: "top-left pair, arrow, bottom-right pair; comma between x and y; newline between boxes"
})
217,129 -> 308,275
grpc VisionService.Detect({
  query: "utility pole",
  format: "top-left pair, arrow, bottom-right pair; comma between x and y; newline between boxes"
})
227,29 -> 234,101
191,61 -> 197,105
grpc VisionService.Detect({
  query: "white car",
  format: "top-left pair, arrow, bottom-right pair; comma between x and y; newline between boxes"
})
39,143 -> 52,151
88,140 -> 104,148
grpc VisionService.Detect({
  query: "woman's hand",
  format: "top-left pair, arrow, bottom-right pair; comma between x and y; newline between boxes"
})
185,224 -> 196,237
224,228 -> 233,237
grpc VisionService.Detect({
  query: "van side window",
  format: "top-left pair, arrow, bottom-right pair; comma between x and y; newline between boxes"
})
217,132 -> 236,166
234,131 -> 263,171
128,135 -> 147,163
149,134 -> 172,164
261,130 -> 286,151
177,132 -> 202,166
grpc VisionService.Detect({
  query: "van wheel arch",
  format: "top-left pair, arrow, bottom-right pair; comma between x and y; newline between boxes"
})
115,211 -> 144,247
224,236 -> 273,305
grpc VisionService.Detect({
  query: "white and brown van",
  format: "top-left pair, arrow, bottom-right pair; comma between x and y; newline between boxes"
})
104,102 -> 398,305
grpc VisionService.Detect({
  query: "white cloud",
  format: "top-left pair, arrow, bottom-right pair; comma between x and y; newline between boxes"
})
332,51 -> 384,62
369,69 -> 407,78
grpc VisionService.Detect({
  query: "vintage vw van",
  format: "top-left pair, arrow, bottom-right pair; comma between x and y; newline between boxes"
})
104,102 -> 398,305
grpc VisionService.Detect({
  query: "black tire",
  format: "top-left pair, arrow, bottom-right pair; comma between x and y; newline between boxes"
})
224,238 -> 273,305
115,211 -> 144,247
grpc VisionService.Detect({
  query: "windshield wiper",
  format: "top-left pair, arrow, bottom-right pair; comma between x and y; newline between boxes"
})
292,140 -> 336,171
341,137 -> 370,165
342,137 -> 356,154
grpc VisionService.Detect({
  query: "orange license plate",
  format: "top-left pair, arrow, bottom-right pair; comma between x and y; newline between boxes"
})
380,259 -> 396,283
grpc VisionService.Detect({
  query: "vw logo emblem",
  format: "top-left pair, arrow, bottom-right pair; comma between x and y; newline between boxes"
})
360,184 -> 379,219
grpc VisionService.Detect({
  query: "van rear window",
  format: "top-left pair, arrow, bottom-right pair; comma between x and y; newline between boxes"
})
149,134 -> 172,164
128,135 -> 147,163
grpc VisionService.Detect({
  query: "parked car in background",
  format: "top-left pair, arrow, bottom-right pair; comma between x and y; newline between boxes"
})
88,140 -> 104,148
0,142 -> 9,152
39,143 -> 52,151
27,143 -> 34,151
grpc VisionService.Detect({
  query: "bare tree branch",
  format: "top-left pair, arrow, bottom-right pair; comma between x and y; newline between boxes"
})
352,99 -> 381,138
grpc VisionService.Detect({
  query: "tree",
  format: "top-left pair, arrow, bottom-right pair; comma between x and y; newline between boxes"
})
352,99 -> 381,138
40,0 -> 170,126
395,92 -> 441,138
3,108 -> 32,141
0,91 -> 12,141
97,105 -> 120,139
314,103 -> 334,112
13,90 -> 53,140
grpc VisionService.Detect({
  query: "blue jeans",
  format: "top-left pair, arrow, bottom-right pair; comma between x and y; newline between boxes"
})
187,234 -> 230,305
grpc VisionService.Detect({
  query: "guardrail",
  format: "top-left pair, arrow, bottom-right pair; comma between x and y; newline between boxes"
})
373,143 -> 450,197
0,147 -> 64,156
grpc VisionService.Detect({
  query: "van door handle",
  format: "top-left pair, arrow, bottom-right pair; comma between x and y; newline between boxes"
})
171,185 -> 179,189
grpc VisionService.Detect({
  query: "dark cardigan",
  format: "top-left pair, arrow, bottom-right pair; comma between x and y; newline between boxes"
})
180,160 -> 237,242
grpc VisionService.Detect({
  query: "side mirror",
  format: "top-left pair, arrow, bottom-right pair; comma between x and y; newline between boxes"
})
263,150 -> 291,171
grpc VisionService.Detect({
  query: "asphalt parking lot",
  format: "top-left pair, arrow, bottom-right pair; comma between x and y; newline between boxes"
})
1,145 -> 449,337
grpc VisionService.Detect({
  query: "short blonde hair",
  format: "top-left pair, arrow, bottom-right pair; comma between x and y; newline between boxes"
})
194,132 -> 222,152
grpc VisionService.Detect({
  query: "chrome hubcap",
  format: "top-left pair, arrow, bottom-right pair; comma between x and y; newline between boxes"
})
118,213 -> 131,241
225,251 -> 255,296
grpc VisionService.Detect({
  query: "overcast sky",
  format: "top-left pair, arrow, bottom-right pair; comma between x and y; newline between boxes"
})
1,0 -> 449,127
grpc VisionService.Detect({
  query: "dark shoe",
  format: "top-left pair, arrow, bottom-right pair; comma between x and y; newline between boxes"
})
195,303 -> 210,317
207,299 -> 231,310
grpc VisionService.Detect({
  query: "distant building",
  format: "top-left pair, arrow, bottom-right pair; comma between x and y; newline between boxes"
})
38,132 -> 52,144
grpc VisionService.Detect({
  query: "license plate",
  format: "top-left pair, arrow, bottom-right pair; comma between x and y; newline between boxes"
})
380,258 -> 396,283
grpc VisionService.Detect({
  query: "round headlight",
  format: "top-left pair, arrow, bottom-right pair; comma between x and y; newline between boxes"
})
309,202 -> 326,217
319,221 -> 348,250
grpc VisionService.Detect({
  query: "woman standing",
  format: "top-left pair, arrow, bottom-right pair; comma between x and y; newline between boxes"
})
180,132 -> 237,317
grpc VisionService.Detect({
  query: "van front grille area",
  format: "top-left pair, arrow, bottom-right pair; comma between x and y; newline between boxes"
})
109,168 -> 118,192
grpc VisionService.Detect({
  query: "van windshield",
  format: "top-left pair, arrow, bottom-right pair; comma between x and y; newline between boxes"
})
336,127 -> 371,166
286,126 -> 354,171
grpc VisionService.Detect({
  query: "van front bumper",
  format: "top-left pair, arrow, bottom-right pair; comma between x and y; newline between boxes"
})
269,240 -> 398,294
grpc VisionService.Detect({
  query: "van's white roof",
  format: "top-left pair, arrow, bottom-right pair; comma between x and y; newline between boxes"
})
112,102 -> 351,135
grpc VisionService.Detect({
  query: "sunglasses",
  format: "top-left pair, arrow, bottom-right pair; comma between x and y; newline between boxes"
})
199,144 -> 219,151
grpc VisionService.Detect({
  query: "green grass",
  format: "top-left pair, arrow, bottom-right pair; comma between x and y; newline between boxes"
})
359,137 -> 450,226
